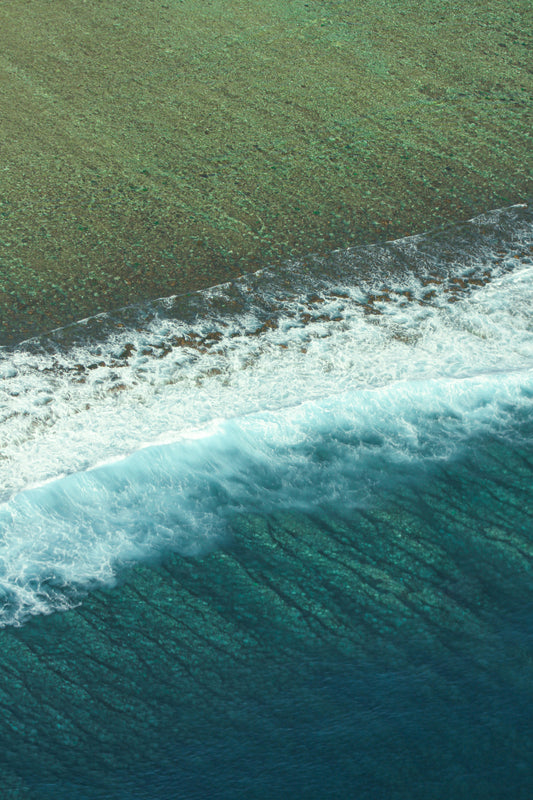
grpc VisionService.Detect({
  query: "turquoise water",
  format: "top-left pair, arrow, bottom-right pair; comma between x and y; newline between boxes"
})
0,206 -> 532,797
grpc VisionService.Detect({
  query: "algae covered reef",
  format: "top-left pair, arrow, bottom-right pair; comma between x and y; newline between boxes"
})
0,0 -> 531,342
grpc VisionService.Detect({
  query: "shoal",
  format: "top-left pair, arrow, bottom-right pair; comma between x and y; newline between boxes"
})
0,0 -> 531,343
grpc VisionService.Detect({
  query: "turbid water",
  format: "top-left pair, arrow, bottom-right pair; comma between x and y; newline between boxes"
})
0,205 -> 532,798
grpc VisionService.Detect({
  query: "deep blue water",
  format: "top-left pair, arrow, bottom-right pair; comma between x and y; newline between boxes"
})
0,205 -> 532,798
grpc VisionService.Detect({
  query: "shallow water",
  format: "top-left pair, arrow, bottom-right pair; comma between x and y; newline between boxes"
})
0,205 -> 532,797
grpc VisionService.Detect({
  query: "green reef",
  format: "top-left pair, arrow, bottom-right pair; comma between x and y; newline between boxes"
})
0,0 -> 531,342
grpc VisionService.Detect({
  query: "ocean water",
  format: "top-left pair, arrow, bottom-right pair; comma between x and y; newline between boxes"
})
0,205 -> 532,798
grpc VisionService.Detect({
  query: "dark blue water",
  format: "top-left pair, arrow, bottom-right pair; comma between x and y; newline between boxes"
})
0,206 -> 532,798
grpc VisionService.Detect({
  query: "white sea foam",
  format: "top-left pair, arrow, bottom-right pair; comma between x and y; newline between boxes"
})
0,207 -> 532,624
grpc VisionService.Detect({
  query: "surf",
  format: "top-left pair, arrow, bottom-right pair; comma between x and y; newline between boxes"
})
0,204 -> 532,625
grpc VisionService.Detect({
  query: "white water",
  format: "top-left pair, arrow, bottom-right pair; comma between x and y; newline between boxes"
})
0,209 -> 532,624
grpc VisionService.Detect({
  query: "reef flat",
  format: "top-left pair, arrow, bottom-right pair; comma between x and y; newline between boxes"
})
0,0 -> 531,342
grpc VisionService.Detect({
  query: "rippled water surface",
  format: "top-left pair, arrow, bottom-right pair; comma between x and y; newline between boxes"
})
0,206 -> 532,798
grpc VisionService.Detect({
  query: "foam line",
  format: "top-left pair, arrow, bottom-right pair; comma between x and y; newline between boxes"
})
0,205 -> 531,624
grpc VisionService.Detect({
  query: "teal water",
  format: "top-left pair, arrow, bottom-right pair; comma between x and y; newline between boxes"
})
0,206 -> 532,798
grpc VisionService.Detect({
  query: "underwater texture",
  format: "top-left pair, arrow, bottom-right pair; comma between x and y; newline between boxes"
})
0,0 -> 531,341
0,206 -> 532,797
